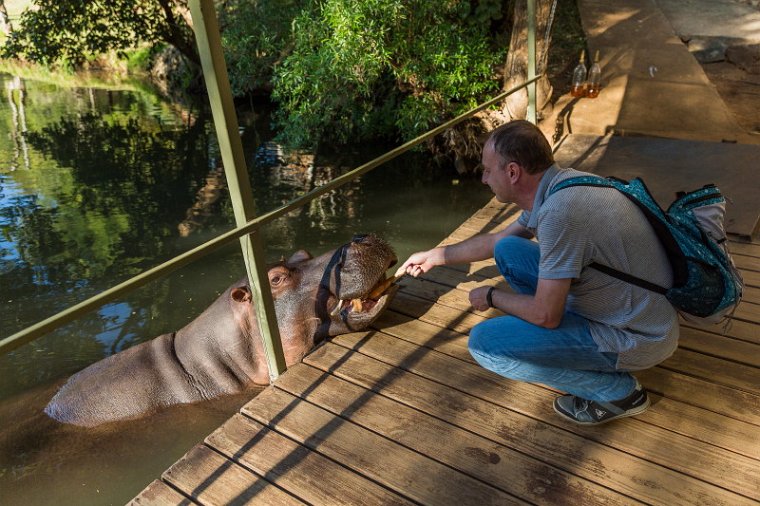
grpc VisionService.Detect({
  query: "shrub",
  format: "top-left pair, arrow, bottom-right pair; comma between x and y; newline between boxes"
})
270,0 -> 505,148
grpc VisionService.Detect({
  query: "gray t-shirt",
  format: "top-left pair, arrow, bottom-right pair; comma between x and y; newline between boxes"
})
517,166 -> 679,370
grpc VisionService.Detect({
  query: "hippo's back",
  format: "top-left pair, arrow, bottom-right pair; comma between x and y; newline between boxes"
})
45,333 -> 199,426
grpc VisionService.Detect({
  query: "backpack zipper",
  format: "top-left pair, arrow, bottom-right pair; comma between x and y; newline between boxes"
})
669,192 -> 722,211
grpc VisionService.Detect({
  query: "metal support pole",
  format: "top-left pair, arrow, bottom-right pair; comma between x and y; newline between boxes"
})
189,0 -> 286,382
526,0 -> 537,124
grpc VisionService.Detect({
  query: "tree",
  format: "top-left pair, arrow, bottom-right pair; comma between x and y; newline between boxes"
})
500,0 -> 555,121
1,0 -> 198,66
271,0 -> 506,148
220,0 -> 311,96
438,0 -> 559,173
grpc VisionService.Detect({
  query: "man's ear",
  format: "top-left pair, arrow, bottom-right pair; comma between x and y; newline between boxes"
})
507,161 -> 521,183
231,286 -> 252,303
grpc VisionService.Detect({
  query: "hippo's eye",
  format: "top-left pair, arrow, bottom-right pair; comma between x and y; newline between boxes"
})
270,272 -> 287,286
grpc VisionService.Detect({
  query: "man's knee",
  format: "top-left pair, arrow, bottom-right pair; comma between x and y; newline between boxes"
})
494,235 -> 529,262
467,321 -> 490,357
494,236 -> 538,294
467,321 -> 521,378
468,319 -> 521,372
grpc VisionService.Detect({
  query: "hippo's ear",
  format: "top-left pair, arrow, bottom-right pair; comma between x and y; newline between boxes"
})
231,286 -> 252,303
287,249 -> 312,265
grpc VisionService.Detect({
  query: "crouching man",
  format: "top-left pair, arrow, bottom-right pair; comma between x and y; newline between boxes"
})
397,120 -> 678,425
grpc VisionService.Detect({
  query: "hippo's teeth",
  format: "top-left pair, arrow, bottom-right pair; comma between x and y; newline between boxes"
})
330,299 -> 345,316
351,298 -> 363,312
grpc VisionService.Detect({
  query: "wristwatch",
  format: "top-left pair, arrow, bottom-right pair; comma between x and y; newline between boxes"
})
486,286 -> 495,308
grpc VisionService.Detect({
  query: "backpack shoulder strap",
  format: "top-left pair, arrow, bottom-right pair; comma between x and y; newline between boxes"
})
547,175 -> 617,197
546,175 -> 669,295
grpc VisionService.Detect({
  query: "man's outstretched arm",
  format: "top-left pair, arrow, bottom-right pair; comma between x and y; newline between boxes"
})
396,221 -> 533,277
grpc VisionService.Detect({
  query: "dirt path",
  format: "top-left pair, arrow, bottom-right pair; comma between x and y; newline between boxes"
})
659,0 -> 760,138
703,60 -> 760,136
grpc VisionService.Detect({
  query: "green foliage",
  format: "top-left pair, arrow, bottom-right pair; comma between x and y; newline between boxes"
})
4,0 -> 509,150
220,0 -> 312,96
271,0 -> 506,148
126,45 -> 162,73
1,0 -> 195,66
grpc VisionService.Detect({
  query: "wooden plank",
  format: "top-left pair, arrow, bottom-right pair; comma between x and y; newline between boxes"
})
241,387 -> 527,505
682,317 -> 760,344
391,291 -> 760,423
206,414 -> 412,506
678,327 -> 760,366
274,363 -> 635,506
659,348 -> 760,395
129,480 -> 194,506
637,391 -> 760,461
413,267 -> 509,293
733,253 -> 760,272
439,260 -> 502,278
388,288 -> 760,415
640,364 -> 760,426
373,309 -> 473,362
468,199 -> 518,221
161,445 -> 301,506
444,223 -> 508,245
452,216 -> 511,236
371,312 -> 760,459
741,285 -> 760,305
327,333 -> 760,500
733,300 -> 760,323
739,269 -> 760,288
728,240 -> 760,258
304,342 -> 754,506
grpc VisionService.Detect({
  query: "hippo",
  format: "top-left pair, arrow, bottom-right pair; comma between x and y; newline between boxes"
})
45,234 -> 398,427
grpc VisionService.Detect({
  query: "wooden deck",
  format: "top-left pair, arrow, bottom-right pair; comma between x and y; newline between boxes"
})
132,199 -> 760,506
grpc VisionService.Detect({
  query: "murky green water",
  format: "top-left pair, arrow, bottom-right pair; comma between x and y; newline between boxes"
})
0,72 -> 492,505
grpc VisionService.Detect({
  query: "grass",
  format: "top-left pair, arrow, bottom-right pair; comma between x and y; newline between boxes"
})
0,59 -> 157,95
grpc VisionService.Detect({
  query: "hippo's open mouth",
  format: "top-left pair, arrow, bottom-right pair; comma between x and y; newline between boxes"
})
329,272 -> 400,320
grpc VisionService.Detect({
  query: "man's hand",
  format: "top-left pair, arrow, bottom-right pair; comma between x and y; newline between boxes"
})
395,247 -> 445,278
469,285 -> 494,312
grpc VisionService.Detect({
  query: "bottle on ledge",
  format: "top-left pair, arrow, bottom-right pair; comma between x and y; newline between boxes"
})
570,51 -> 587,98
587,50 -> 602,98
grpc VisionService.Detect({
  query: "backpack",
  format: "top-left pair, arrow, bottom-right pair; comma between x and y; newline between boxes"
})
548,175 -> 743,325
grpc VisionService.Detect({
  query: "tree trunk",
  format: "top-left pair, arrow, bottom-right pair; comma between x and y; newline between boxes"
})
429,0 -> 557,173
501,0 -> 555,121
0,0 -> 13,36
157,0 -> 200,66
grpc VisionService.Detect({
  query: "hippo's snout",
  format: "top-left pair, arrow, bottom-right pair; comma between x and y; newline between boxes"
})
318,234 -> 398,332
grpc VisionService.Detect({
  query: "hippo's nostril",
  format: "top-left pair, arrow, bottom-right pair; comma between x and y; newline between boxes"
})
352,233 -> 369,243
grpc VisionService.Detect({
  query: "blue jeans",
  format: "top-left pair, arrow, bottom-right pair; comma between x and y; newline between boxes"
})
468,236 -> 636,402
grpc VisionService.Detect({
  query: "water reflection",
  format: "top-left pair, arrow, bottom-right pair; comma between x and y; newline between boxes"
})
0,72 -> 492,505
5,75 -> 29,170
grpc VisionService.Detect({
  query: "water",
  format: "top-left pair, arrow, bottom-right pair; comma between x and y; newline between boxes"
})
0,72 -> 492,505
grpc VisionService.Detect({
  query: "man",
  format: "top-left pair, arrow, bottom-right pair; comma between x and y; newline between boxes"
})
396,120 -> 679,425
